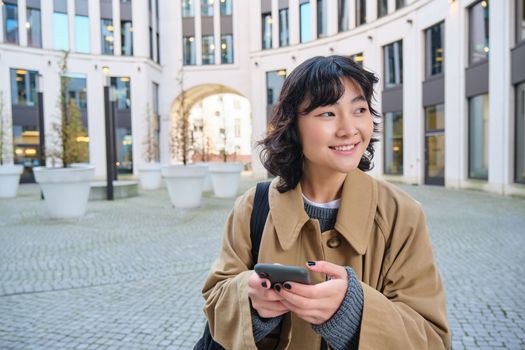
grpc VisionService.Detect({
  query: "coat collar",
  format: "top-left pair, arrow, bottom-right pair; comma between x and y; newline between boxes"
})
268,169 -> 378,255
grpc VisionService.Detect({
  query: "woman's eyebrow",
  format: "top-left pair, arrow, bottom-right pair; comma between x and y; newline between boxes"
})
351,95 -> 366,104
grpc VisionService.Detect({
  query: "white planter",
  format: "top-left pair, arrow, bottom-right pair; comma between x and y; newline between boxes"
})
33,166 -> 95,219
209,162 -> 244,198
198,162 -> 213,192
161,164 -> 208,208
138,163 -> 162,190
0,164 -> 23,198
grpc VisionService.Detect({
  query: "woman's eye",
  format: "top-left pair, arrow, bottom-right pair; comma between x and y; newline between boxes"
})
355,107 -> 368,114
317,111 -> 335,117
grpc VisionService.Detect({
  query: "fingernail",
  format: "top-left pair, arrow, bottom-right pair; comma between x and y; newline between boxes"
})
283,283 -> 291,290
261,282 -> 267,288
307,261 -> 316,266
274,284 -> 281,292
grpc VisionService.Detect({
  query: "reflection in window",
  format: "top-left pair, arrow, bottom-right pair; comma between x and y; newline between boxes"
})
10,69 -> 38,106
384,40 -> 403,88
152,82 -> 160,162
517,0 -> 525,43
101,18 -> 114,55
262,12 -> 272,49
75,15 -> 90,53
221,35 -> 233,64
201,0 -> 213,16
338,0 -> 349,32
182,0 -> 194,17
183,36 -> 196,65
202,35 -> 215,65
384,111 -> 403,175
64,75 -> 89,163
468,94 -> 489,180
349,53 -> 364,66
317,0 -> 327,38
516,82 -> 525,183
27,7 -> 42,48
220,0 -> 232,15
54,12 -> 69,50
279,8 -> 289,47
65,75 -> 88,110
300,2 -> 312,43
3,3 -> 18,44
121,20 -> 133,56
266,70 -> 286,106
110,77 -> 131,110
425,22 -> 444,78
356,0 -> 366,26
378,0 -> 388,18
469,0 -> 489,64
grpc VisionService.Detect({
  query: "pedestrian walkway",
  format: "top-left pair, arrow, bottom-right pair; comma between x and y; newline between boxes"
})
0,176 -> 524,350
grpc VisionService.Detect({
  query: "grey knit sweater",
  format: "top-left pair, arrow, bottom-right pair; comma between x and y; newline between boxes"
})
251,201 -> 364,350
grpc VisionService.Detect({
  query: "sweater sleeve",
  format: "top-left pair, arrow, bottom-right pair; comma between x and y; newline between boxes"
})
311,267 -> 363,350
251,307 -> 284,343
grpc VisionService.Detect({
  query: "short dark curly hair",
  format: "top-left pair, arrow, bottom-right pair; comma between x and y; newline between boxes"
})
258,55 -> 381,193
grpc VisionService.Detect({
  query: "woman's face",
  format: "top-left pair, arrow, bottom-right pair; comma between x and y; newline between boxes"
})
297,77 -> 374,178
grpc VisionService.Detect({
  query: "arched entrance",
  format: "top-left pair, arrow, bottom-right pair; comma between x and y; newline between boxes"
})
168,84 -> 252,168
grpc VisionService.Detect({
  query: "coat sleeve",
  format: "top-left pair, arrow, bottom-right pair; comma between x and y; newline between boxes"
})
358,204 -> 451,350
201,188 -> 259,350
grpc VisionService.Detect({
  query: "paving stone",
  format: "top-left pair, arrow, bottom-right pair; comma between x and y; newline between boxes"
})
0,179 -> 524,349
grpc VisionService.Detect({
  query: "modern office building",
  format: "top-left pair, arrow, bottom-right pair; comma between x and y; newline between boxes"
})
0,0 -> 524,196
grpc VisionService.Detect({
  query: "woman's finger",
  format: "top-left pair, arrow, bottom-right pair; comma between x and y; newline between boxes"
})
305,260 -> 347,279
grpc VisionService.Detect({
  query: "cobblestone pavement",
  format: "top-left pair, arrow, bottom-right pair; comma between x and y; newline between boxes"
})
0,176 -> 524,350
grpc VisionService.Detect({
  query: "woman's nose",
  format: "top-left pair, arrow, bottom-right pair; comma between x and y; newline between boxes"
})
335,116 -> 357,138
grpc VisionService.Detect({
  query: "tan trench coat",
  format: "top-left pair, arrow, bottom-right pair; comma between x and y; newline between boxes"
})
202,169 -> 451,350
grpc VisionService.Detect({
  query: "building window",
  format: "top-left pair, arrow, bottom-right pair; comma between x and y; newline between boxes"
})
266,70 -> 286,106
10,69 -> 38,106
221,34 -> 233,64
65,75 -> 88,109
121,20 -> 133,56
396,0 -> 406,10
279,8 -> 289,47
317,0 -> 327,38
183,36 -> 196,65
149,26 -> 153,60
425,104 -> 445,183
3,3 -> 18,44
101,18 -> 114,55
54,12 -> 69,50
201,0 -> 213,16
384,40 -> 403,88
111,77 -> 131,110
516,0 -> 525,43
468,94 -> 489,180
64,75 -> 89,163
220,0 -> 232,15
75,15 -> 90,53
515,82 -> 525,183
378,0 -> 388,18
384,111 -> 403,175
234,118 -> 241,138
26,7 -> 42,48
356,0 -> 366,26
338,0 -> 349,32
156,33 -> 160,64
152,82 -> 160,162
425,22 -> 444,78
350,52 -> 364,66
202,35 -> 215,65
182,0 -> 194,17
300,2 -> 312,43
469,0 -> 489,65
262,12 -> 272,49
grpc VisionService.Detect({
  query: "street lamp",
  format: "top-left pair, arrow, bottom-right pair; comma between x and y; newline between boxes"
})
103,70 -> 117,200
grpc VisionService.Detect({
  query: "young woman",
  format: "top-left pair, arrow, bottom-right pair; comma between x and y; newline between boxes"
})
201,55 -> 451,350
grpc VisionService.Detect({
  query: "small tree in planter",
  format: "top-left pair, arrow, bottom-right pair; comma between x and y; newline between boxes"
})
33,51 -> 95,218
138,104 -> 162,190
162,68 -> 207,208
0,91 -> 24,198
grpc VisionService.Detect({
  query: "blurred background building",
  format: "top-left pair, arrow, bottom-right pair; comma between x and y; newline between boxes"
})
0,0 -> 523,196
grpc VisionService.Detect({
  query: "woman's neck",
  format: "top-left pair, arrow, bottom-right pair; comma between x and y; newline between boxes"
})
300,168 -> 346,203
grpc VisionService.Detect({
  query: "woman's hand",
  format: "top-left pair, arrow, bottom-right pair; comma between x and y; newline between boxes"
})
248,271 -> 290,318
276,261 -> 348,325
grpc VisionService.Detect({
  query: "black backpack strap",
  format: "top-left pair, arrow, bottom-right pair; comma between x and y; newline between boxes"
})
250,181 -> 271,266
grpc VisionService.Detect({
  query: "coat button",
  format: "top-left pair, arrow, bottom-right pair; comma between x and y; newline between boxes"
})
327,236 -> 341,249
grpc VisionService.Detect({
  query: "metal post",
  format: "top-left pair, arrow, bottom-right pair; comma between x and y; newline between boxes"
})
104,86 -> 114,200
37,92 -> 45,167
111,100 -> 118,181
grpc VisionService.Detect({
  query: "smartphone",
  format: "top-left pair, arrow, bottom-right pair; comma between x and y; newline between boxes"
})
254,263 -> 311,286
